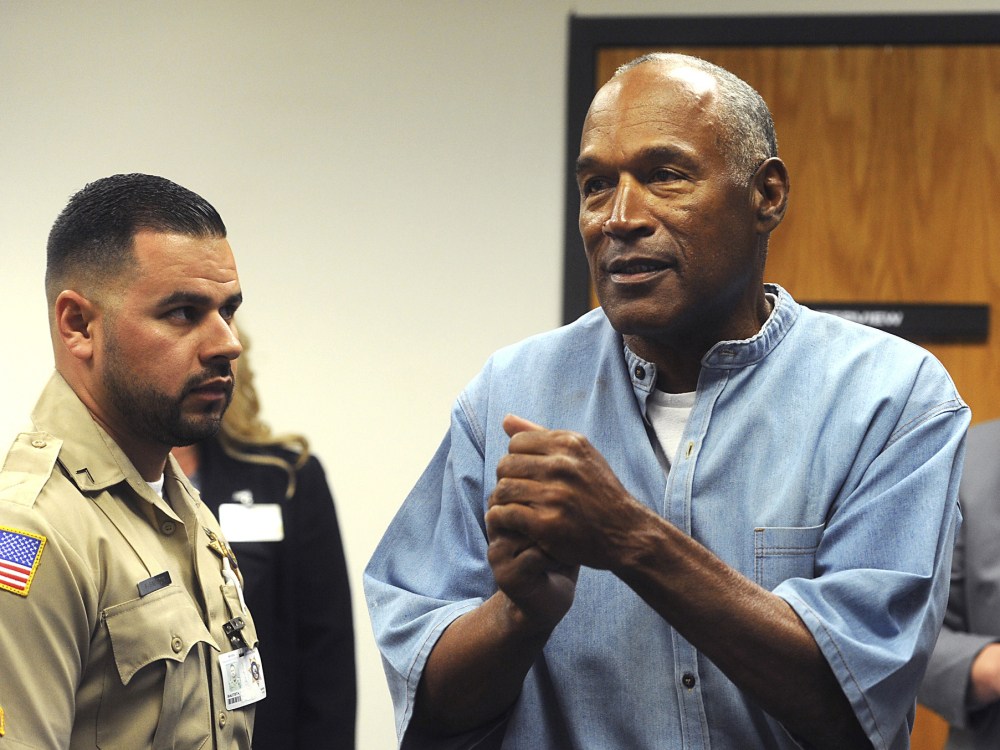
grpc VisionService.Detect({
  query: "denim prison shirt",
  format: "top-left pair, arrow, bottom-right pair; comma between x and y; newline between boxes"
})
365,285 -> 969,750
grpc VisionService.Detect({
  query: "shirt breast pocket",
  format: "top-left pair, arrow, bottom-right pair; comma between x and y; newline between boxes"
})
754,524 -> 824,592
99,585 -> 218,750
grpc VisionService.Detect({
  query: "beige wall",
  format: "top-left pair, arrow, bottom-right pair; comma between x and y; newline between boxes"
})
3,1 -> 998,747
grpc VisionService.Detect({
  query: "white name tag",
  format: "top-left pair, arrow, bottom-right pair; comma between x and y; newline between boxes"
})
219,647 -> 266,709
218,503 -> 284,542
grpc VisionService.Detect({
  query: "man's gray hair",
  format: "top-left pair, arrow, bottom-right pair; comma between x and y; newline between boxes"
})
615,53 -> 777,183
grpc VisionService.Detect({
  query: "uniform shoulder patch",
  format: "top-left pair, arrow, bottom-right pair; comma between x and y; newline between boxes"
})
0,526 -> 46,597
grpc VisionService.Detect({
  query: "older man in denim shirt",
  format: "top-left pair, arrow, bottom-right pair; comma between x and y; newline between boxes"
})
366,54 -> 968,750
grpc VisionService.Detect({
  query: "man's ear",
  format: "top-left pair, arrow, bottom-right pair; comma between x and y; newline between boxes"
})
751,157 -> 790,234
54,290 -> 101,362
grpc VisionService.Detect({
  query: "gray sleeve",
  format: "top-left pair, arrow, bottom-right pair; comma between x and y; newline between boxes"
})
919,424 -> 1000,729
919,628 -> 998,728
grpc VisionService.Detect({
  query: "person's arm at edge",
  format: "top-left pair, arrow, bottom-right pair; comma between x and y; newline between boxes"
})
920,466 -> 1000,728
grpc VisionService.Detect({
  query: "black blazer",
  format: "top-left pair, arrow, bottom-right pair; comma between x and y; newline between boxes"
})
197,438 -> 356,750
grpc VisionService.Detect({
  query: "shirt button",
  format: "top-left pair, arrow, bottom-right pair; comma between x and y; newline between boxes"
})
634,365 -> 646,380
171,636 -> 183,653
218,711 -> 227,728
31,439 -> 47,448
682,672 -> 696,689
161,521 -> 176,535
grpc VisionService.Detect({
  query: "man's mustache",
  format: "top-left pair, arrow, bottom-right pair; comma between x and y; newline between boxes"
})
181,363 -> 234,395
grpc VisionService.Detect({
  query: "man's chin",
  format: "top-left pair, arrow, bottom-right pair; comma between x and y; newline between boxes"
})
601,301 -> 681,339
605,306 -> 731,360
168,415 -> 224,447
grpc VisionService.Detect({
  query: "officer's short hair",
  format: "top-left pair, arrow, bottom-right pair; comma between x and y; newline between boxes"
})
45,173 -> 227,306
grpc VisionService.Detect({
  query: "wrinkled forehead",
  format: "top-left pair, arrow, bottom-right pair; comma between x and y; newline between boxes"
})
583,62 -> 721,140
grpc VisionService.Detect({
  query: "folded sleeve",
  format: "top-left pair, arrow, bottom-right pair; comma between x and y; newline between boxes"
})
776,395 -> 969,750
364,373 -> 498,747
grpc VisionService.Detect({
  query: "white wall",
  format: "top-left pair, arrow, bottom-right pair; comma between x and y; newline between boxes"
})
2,1 -> 997,746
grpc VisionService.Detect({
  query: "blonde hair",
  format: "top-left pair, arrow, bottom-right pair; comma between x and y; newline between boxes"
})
218,333 -> 309,499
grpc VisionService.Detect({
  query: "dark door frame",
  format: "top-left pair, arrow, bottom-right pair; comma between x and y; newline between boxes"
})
562,13 -> 1000,325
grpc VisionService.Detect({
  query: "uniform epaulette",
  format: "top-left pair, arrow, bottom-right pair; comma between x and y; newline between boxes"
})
0,432 -> 63,509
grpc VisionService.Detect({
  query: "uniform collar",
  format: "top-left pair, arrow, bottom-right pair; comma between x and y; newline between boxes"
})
29,371 -> 183,520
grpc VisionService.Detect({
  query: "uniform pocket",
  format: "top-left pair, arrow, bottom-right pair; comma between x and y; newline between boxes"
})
754,524 -> 824,592
98,585 -> 217,750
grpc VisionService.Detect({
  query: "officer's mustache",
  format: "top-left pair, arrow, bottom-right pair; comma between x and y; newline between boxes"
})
180,363 -> 234,396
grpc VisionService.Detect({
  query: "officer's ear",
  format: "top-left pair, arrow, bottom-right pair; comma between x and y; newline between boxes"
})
750,157 -> 789,234
55,290 -> 101,362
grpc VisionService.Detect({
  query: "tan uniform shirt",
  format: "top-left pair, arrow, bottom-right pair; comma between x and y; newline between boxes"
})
0,373 -> 257,749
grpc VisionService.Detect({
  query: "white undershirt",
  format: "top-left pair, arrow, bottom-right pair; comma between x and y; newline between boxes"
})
647,389 -> 696,469
646,292 -> 779,471
146,476 -> 165,499
645,291 -> 778,469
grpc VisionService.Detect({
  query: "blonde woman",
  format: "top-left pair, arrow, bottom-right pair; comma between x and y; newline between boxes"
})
173,336 -> 355,749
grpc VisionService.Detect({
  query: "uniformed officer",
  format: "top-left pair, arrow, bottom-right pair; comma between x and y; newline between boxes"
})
0,174 -> 263,749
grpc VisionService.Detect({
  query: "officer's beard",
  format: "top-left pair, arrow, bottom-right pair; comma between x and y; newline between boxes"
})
101,328 -> 233,448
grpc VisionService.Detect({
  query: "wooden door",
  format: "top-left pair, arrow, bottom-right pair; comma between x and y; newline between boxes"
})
590,44 -> 1000,750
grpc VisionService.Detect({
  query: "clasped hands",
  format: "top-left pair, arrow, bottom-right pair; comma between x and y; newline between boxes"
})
485,413 -> 650,628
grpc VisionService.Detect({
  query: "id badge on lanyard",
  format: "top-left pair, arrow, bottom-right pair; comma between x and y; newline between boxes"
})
205,526 -> 267,709
220,646 -> 266,709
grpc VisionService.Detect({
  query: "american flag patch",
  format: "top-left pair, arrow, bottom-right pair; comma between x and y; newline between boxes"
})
0,527 -> 46,597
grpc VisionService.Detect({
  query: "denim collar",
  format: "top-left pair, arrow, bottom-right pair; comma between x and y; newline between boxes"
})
701,284 -> 798,369
623,284 -> 798,418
